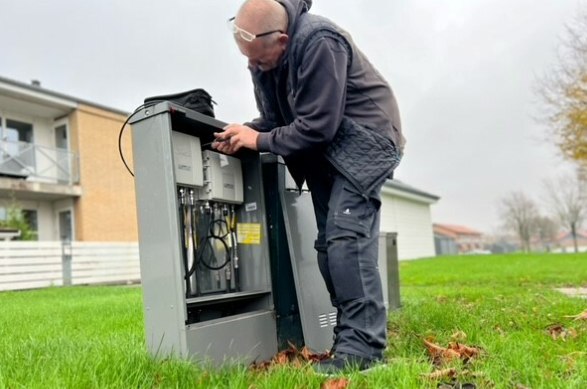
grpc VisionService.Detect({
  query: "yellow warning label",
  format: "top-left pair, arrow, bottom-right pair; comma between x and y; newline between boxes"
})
237,223 -> 261,245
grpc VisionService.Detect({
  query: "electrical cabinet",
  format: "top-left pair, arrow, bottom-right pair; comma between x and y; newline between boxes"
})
129,102 -> 277,364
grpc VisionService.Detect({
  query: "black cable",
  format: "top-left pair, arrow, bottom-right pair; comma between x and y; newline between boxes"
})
187,211 -> 232,274
197,234 -> 231,271
118,100 -> 165,177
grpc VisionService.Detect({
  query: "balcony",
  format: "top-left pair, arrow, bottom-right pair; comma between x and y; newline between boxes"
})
0,140 -> 80,185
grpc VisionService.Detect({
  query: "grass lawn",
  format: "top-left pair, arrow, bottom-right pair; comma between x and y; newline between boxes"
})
1,253 -> 586,388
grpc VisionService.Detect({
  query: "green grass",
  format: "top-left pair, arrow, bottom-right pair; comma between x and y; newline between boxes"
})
1,253 -> 586,388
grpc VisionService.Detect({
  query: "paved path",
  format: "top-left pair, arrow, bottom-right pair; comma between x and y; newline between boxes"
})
555,287 -> 587,299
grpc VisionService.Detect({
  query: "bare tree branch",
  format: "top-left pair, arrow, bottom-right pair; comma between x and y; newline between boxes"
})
499,191 -> 540,253
543,174 -> 587,252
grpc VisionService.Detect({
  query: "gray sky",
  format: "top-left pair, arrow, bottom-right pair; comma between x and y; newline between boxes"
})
0,0 -> 581,233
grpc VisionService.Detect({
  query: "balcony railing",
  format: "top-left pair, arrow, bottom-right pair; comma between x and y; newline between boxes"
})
0,140 -> 80,185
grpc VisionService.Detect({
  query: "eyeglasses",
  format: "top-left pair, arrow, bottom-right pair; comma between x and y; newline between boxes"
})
227,17 -> 283,42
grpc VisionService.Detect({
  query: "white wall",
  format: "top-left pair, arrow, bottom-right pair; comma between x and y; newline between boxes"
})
380,193 -> 436,260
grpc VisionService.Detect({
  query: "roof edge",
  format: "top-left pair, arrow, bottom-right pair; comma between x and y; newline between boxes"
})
383,179 -> 440,202
0,75 -> 130,117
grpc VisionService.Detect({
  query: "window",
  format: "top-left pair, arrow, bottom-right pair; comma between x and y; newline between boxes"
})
0,207 -> 38,240
5,119 -> 33,143
23,210 -> 39,240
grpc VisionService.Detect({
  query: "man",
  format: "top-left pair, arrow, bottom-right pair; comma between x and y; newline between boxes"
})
213,0 -> 405,373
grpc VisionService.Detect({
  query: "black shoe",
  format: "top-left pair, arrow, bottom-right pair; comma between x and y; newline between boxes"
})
313,353 -> 372,375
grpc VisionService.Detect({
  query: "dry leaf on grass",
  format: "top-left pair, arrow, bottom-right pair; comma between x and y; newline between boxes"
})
320,377 -> 350,389
563,309 -> 587,321
420,368 -> 456,380
546,323 -> 578,341
249,342 -> 331,371
422,337 -> 481,365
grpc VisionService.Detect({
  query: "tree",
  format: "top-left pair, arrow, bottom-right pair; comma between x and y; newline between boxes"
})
533,215 -> 559,252
543,174 -> 587,253
0,197 -> 35,241
499,191 -> 540,253
535,7 -> 587,166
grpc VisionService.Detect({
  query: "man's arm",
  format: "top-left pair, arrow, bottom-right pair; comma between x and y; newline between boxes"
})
214,34 -> 350,155
256,33 -> 349,156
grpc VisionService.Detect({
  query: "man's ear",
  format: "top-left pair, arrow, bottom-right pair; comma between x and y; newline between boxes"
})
278,34 -> 289,47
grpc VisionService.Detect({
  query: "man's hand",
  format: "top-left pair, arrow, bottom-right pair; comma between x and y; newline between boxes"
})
212,124 -> 259,154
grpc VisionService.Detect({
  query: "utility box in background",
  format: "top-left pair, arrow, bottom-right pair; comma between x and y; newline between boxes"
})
379,232 -> 401,310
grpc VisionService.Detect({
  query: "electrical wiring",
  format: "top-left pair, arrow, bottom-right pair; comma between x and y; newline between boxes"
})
117,100 -> 164,177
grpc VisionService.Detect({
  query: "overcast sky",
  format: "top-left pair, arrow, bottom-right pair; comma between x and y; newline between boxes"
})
0,0 -> 581,233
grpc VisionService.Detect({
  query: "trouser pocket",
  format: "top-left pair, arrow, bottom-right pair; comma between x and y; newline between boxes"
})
326,182 -> 379,303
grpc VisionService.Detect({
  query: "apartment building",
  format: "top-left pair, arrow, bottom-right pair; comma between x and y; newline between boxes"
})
0,76 -> 136,241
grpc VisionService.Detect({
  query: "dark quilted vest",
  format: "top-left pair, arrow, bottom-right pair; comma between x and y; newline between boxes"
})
257,12 -> 401,195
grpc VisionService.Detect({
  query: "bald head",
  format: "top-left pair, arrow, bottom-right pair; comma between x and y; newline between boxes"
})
235,0 -> 288,39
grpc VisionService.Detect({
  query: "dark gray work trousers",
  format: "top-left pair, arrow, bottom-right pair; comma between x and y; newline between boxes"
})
305,157 -> 386,361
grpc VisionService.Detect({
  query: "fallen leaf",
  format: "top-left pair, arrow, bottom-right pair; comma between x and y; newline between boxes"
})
546,323 -> 578,341
563,309 -> 587,321
422,338 -> 480,365
320,377 -> 350,389
514,384 -> 530,389
448,342 -> 480,359
300,346 -> 312,360
250,343 -> 331,370
420,368 -> 456,380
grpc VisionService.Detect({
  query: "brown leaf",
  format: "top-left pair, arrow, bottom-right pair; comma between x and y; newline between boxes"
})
287,341 -> 299,354
422,338 -> 481,364
300,346 -> 313,361
249,343 -> 331,370
546,323 -> 564,340
546,323 -> 578,341
514,384 -> 530,389
320,377 -> 350,389
420,368 -> 457,380
422,337 -> 445,354
563,309 -> 587,321
448,342 -> 480,359
272,350 -> 290,365
249,360 -> 271,371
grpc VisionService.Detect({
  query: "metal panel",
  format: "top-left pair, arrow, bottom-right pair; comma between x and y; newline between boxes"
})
186,310 -> 277,365
281,190 -> 335,353
131,110 -> 189,357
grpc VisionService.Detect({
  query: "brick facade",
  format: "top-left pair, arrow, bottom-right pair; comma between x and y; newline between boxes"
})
70,104 -> 137,241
